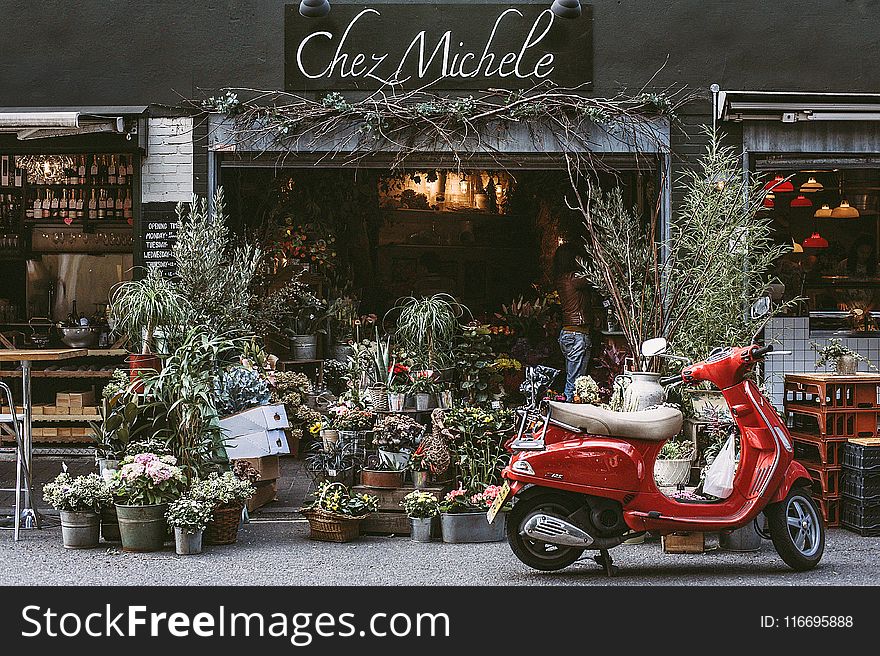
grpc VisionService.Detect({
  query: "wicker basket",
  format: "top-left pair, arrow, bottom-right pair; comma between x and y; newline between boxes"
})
204,502 -> 244,545
301,508 -> 363,543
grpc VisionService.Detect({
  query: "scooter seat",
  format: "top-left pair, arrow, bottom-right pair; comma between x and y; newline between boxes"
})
548,402 -> 683,442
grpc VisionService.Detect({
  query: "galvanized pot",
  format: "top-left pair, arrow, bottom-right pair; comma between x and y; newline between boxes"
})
410,517 -> 435,543
115,503 -> 168,552
290,334 -> 318,361
412,470 -> 430,489
440,511 -> 506,543
60,510 -> 100,549
174,527 -> 204,555
101,505 -> 121,542
835,355 -> 858,376
720,522 -> 762,552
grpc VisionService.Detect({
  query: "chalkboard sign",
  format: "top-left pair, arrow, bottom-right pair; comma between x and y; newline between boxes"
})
142,209 -> 178,277
285,3 -> 593,92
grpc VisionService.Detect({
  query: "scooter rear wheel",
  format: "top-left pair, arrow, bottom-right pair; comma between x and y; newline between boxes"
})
507,493 -> 585,572
766,487 -> 825,571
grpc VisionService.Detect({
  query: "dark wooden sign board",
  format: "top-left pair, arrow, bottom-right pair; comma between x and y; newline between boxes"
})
285,3 -> 593,92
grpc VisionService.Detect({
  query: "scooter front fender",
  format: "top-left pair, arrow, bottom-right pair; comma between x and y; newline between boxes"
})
768,460 -> 813,505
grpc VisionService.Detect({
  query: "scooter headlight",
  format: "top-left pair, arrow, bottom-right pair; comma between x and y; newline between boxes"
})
512,459 -> 535,475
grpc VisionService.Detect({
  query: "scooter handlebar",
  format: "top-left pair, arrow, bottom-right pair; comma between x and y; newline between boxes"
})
751,344 -> 774,359
660,374 -> 682,386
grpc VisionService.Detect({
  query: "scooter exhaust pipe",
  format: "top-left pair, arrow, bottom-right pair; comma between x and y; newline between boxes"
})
522,514 -> 595,547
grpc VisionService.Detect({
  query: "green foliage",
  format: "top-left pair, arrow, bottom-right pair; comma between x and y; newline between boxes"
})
165,497 -> 215,532
302,481 -> 378,517
102,368 -> 131,401
109,268 -> 184,354
215,366 -> 271,416
189,471 -> 256,507
454,324 -> 501,405
658,440 -> 695,461
90,397 -> 152,461
43,472 -> 111,513
389,294 -> 470,369
812,338 -> 876,371
173,189 -> 261,339
443,407 -> 515,488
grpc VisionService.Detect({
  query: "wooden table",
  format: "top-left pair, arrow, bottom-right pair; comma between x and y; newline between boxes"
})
0,349 -> 87,539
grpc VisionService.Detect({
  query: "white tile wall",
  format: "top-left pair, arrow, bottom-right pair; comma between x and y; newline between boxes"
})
142,117 -> 194,202
762,317 -> 880,409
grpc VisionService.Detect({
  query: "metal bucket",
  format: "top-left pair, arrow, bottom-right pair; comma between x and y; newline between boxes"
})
101,505 -> 121,542
290,334 -> 318,361
720,522 -> 762,552
412,470 -> 430,489
60,510 -> 101,549
116,504 -> 168,552
410,517 -> 435,543
174,527 -> 204,555
441,512 -> 506,543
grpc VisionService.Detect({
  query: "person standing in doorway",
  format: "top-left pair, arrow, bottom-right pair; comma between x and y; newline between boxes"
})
553,242 -> 594,402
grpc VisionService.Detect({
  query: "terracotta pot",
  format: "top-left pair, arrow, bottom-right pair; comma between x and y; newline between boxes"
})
360,469 -> 405,489
127,353 -> 161,394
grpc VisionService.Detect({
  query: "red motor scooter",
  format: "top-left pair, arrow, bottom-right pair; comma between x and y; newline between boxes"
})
491,306 -> 824,576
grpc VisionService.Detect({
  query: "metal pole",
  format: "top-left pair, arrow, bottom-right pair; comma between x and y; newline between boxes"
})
20,359 -> 38,529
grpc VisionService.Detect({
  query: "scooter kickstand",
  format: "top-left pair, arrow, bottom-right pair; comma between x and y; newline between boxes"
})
593,549 -> 619,577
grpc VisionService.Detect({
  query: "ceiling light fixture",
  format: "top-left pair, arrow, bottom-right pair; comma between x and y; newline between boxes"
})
299,0 -> 330,18
550,0 -> 582,19
831,199 -> 860,219
764,174 -> 794,193
17,154 -> 74,184
814,204 -> 833,218
799,177 -> 824,193
803,232 -> 829,249
791,195 -> 813,208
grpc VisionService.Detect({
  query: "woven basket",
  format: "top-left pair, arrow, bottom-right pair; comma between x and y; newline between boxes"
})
204,502 -> 244,545
301,508 -> 363,543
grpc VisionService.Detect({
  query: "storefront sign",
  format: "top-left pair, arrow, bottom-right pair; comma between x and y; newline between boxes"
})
285,3 -> 593,91
142,214 -> 178,277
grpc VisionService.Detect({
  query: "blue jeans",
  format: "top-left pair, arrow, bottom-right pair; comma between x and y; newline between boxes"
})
559,330 -> 591,402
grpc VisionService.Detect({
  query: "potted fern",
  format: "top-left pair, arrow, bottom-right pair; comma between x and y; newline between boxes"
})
812,338 -> 876,375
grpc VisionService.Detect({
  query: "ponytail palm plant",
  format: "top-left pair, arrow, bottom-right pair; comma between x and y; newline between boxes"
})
110,269 -> 184,354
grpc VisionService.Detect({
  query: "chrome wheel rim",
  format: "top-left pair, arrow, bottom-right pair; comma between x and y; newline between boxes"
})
519,502 -> 578,561
785,495 -> 821,558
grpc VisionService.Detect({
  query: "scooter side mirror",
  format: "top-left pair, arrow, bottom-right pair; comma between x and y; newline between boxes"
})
750,296 -> 771,320
641,337 -> 668,358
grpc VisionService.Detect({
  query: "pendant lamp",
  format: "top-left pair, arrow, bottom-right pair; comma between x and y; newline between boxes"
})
550,0 -> 582,18
803,232 -> 829,248
791,195 -> 813,208
792,240 -> 804,253
800,177 -> 824,193
763,191 -> 775,208
300,0 -> 330,18
814,204 -> 833,218
765,174 -> 794,193
831,199 -> 860,219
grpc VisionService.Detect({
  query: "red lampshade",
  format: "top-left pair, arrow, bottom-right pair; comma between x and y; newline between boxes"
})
765,175 -> 794,193
791,194 -> 813,208
763,196 -> 775,208
803,231 -> 829,248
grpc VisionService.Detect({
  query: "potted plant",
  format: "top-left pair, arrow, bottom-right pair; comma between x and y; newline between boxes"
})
43,472 -> 110,549
91,396 -> 149,479
109,269 -> 184,388
401,490 -> 440,542
388,380 -> 408,412
812,338 -> 876,375
388,294 -> 469,371
109,453 -> 187,552
408,373 -> 438,411
300,481 -> 378,543
439,484 -> 509,543
166,496 -> 214,555
214,365 -> 271,417
360,458 -> 406,489
375,414 -> 422,470
304,441 -> 360,488
330,406 -> 376,453
409,452 -> 431,488
283,280 -> 328,361
654,440 -> 695,487
367,328 -> 395,412
190,471 -> 256,545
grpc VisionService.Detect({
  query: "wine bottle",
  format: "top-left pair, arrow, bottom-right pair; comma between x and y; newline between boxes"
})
97,189 -> 106,219
76,190 -> 84,219
14,163 -> 22,187
114,189 -> 123,217
88,189 -> 97,219
118,155 -> 127,185
78,155 -> 86,182
32,192 -> 41,220
50,190 -> 59,217
108,155 -> 117,185
90,155 -> 98,183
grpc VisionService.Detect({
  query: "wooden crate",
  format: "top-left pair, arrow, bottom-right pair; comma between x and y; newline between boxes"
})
352,484 -> 449,536
785,373 -> 880,410
662,532 -> 705,554
361,511 -> 412,535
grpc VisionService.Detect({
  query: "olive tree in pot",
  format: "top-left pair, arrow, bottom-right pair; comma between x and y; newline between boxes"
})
401,490 -> 440,542
43,472 -> 111,549
109,269 -> 184,390
109,453 -> 187,552
166,496 -> 215,555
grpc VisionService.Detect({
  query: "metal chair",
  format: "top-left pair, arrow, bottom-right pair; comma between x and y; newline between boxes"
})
0,380 -> 33,541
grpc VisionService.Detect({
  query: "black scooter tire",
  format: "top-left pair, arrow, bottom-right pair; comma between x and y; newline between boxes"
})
766,487 -> 825,572
507,493 -> 585,572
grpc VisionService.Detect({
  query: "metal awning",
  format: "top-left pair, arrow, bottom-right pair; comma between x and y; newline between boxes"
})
0,105 -> 187,140
718,90 -> 880,123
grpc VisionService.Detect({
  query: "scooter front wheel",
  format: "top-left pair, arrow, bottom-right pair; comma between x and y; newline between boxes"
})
766,487 -> 825,571
507,493 -> 585,572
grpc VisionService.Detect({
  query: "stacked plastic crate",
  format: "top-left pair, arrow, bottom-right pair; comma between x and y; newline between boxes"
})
783,373 -> 880,527
841,439 -> 880,535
